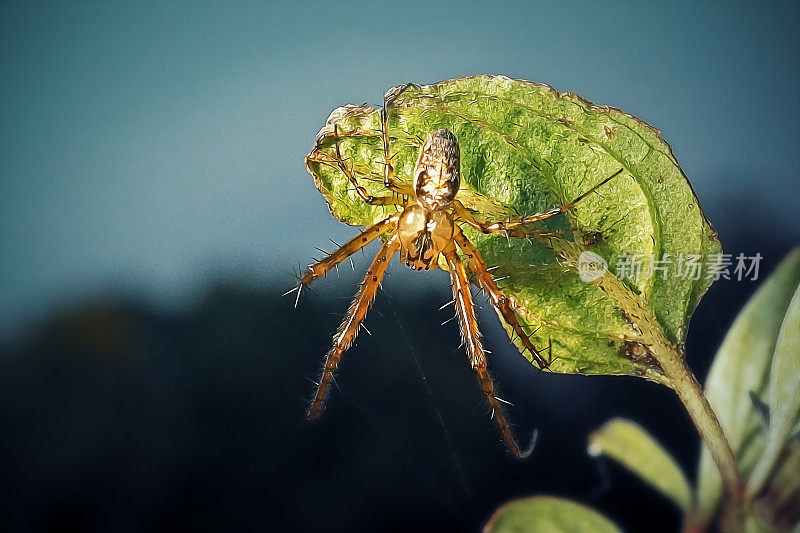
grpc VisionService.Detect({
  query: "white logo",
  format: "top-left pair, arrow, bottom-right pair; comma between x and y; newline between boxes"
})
578,251 -> 608,282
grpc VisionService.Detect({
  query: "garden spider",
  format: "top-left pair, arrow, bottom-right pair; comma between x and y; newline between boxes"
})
292,84 -> 622,458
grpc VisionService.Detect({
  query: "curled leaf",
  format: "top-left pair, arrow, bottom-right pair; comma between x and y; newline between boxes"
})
305,76 -> 720,381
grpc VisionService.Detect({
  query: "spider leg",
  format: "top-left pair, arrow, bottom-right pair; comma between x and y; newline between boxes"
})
380,85 -> 413,194
307,233 -> 400,420
443,244 -> 535,459
332,124 -> 404,206
453,227 -> 549,369
298,213 -> 400,290
451,168 -> 624,235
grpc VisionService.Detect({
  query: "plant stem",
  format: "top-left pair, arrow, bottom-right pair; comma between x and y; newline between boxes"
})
649,342 -> 744,529
535,236 -> 744,528
541,237 -> 745,529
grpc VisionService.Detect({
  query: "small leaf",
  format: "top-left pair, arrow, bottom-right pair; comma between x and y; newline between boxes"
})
695,248 -> 800,523
305,76 -> 720,381
484,495 -> 622,533
748,281 -> 800,496
588,418 -> 693,513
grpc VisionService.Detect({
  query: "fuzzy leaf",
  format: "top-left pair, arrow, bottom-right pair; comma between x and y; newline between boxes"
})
695,248 -> 800,523
588,418 -> 693,512
305,76 -> 720,381
484,496 -> 622,533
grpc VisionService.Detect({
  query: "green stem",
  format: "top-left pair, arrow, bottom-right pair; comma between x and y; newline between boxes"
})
543,236 -> 744,529
649,342 -> 744,530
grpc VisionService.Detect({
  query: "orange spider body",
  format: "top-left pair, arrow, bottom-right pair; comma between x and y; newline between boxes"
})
398,129 -> 460,270
293,84 -> 622,458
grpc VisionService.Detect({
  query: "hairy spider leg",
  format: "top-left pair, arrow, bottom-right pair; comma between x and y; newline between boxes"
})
451,168 -> 624,235
452,227 -> 549,369
298,213 -> 401,291
332,124 -> 405,206
307,233 -> 401,420
443,245 -> 534,459
380,84 -> 415,193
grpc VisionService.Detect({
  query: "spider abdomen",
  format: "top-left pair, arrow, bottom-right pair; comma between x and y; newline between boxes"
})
413,128 -> 460,211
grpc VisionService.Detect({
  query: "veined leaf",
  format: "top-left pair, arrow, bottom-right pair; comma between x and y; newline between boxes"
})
305,76 -> 720,381
484,495 -> 622,533
695,248 -> 800,524
588,418 -> 693,513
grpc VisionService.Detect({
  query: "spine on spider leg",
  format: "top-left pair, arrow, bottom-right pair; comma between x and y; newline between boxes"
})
299,214 -> 399,288
446,250 -> 485,368
445,248 -> 531,459
454,231 -> 549,369
306,303 -> 359,420
306,236 -> 399,420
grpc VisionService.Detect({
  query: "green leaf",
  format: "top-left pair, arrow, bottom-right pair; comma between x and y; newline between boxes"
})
588,418 -> 693,512
748,280 -> 800,496
305,76 -> 720,381
695,248 -> 800,524
484,495 -> 622,533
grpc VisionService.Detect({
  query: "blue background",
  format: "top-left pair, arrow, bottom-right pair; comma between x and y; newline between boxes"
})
1,2 -> 798,532
2,1 -> 798,338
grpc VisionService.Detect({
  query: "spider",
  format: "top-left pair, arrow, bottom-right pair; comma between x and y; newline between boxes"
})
291,84 -> 622,458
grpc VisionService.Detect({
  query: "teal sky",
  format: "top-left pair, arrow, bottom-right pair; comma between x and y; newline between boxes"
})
1,1 -> 798,338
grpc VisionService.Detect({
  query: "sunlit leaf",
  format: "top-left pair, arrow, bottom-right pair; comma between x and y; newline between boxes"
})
305,76 -> 720,381
588,418 -> 692,512
484,495 -> 622,533
695,248 -> 800,523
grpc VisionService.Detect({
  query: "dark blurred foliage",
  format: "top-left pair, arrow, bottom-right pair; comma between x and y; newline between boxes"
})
0,232 -> 795,532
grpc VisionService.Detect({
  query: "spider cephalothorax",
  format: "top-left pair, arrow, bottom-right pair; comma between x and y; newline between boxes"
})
293,84 -> 622,458
397,203 -> 454,270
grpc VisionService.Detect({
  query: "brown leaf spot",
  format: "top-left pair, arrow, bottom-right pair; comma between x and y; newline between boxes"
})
620,341 -> 661,370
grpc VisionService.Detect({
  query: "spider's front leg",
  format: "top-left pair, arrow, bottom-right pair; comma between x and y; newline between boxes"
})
453,227 -> 550,369
443,244 -> 535,459
332,124 -> 408,206
451,168 -> 624,236
286,213 -> 400,308
380,84 -> 415,194
299,213 -> 399,284
307,233 -> 400,420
